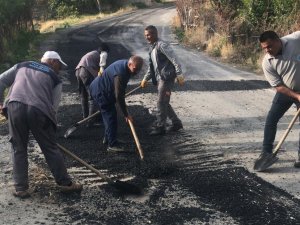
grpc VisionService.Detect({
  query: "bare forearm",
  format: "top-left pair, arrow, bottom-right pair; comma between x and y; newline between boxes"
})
275,85 -> 300,101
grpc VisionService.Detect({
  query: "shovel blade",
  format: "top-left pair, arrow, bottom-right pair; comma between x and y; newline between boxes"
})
64,126 -> 77,138
112,180 -> 142,195
253,153 -> 279,172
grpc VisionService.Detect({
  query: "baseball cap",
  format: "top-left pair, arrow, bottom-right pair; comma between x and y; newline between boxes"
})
41,51 -> 67,67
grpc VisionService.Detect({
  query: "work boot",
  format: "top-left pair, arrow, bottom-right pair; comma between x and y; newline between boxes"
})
107,142 -> 126,153
12,190 -> 31,199
294,152 -> 300,168
166,123 -> 183,132
58,182 -> 83,193
150,126 -> 166,136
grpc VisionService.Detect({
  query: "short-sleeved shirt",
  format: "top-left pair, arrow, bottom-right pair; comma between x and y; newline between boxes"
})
262,31 -> 300,92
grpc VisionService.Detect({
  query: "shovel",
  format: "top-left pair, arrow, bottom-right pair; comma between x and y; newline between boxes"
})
64,111 -> 101,138
128,120 -> 144,160
64,85 -> 142,138
57,143 -> 142,194
254,107 -> 300,172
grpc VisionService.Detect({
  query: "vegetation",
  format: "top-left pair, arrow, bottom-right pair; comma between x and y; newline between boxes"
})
175,0 -> 300,71
0,0 -> 142,71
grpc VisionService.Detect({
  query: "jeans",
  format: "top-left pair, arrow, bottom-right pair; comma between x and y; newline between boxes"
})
263,92 -> 300,153
100,104 -> 118,147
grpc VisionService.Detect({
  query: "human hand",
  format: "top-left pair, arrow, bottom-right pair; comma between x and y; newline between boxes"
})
98,67 -> 104,76
125,115 -> 133,123
141,79 -> 148,88
176,75 -> 184,86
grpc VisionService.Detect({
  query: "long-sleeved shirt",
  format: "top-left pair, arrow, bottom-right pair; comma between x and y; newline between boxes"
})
143,39 -> 182,81
0,61 -> 62,124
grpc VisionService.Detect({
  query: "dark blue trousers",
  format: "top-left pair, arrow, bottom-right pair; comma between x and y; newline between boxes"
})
101,104 -> 118,147
263,92 -> 300,153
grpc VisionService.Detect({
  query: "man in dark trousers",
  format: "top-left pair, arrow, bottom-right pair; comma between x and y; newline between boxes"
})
256,30 -> 300,168
75,43 -> 110,125
90,56 -> 143,152
0,51 -> 82,198
140,25 -> 185,136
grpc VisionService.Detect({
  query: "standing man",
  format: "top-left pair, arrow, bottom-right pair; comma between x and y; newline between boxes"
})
140,25 -> 184,136
0,51 -> 82,198
75,43 -> 110,125
90,56 -> 143,152
256,30 -> 300,167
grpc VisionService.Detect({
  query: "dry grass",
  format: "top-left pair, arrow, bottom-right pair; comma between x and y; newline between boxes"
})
38,6 -> 136,33
184,24 -> 209,50
172,14 -> 181,28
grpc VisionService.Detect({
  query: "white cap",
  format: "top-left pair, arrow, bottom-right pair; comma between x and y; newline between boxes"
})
41,51 -> 67,67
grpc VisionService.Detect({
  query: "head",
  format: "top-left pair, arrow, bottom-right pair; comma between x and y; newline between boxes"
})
144,25 -> 158,44
41,51 -> 67,73
98,43 -> 110,53
128,56 -> 144,75
259,31 -> 282,57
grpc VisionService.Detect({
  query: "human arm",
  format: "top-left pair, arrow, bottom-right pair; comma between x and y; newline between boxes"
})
159,41 -> 184,85
114,75 -> 128,117
0,64 -> 18,105
52,83 -> 62,113
275,85 -> 300,102
98,51 -> 108,76
159,42 -> 182,76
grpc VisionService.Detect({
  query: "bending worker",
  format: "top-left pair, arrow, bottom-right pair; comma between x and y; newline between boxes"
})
140,25 -> 184,136
75,43 -> 110,125
90,56 -> 143,152
256,30 -> 300,168
0,51 -> 82,198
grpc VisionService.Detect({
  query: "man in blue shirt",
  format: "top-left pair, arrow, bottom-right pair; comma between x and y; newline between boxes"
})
90,56 -> 143,152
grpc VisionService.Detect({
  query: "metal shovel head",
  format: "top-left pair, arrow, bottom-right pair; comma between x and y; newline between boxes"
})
253,153 -> 279,172
64,126 -> 77,138
112,180 -> 142,195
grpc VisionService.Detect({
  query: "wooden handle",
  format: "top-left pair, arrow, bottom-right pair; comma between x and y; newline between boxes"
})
77,111 -> 101,125
57,143 -> 112,183
128,120 -> 144,160
125,85 -> 141,97
273,107 -> 300,154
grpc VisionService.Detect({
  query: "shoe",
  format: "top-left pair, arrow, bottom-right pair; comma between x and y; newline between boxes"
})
294,160 -> 300,168
12,190 -> 30,199
107,142 -> 125,153
166,123 -> 183,132
150,126 -> 166,136
59,182 -> 83,193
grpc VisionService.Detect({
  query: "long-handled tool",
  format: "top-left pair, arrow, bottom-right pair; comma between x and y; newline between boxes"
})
64,111 -> 101,138
254,108 -> 300,172
64,85 -> 142,138
57,143 -> 142,194
128,120 -> 144,160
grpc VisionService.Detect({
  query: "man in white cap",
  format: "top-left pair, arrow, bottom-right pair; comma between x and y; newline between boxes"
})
0,51 -> 82,198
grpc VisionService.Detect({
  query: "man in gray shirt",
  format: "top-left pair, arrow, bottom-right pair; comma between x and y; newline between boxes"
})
140,25 -> 185,135
0,51 -> 82,198
75,43 -> 110,126
257,30 -> 300,167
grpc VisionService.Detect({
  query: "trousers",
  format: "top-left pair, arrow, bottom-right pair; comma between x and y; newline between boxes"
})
263,92 -> 300,153
8,102 -> 71,191
76,67 -> 96,119
156,79 -> 181,128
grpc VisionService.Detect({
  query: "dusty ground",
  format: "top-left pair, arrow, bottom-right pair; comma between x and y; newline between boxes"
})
1,3 -> 300,225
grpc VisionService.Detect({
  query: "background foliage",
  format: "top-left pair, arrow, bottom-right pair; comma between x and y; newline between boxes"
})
176,0 -> 300,69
